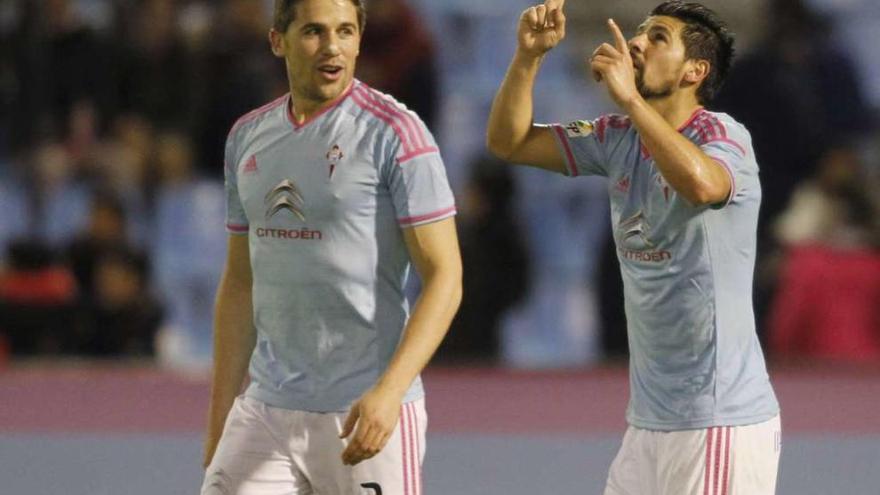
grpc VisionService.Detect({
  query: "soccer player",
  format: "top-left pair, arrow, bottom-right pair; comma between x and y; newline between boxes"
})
487,1 -> 780,494
201,0 -> 462,493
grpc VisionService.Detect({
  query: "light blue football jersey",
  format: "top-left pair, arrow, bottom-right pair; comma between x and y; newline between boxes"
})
224,80 -> 456,412
550,109 -> 779,430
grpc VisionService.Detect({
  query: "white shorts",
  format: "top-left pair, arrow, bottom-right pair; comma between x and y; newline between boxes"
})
201,396 -> 427,495
604,415 -> 781,495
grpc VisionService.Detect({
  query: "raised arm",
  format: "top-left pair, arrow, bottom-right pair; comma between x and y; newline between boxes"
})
486,0 -> 568,173
590,19 -> 731,206
203,234 -> 256,468
339,217 -> 462,466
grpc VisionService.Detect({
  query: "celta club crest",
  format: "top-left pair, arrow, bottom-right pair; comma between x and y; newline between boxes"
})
265,179 -> 305,221
326,144 -> 343,179
619,210 -> 655,250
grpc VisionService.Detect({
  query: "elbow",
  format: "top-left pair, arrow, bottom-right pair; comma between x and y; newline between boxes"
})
447,263 -> 464,314
686,183 -> 728,207
687,188 -> 716,207
486,133 -> 514,161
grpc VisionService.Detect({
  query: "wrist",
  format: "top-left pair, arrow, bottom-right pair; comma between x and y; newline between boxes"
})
620,93 -> 647,114
512,49 -> 546,69
374,374 -> 411,400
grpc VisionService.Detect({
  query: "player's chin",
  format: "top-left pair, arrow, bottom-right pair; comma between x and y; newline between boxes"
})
314,76 -> 350,100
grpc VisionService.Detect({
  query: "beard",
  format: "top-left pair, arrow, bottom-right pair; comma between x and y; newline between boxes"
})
635,71 -> 674,100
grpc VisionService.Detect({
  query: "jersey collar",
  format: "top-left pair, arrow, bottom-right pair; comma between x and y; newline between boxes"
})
287,80 -> 356,131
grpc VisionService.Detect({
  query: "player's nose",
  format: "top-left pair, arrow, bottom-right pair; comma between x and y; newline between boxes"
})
628,33 -> 646,53
321,33 -> 342,56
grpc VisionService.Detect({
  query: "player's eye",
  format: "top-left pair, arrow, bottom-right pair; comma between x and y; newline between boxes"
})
339,27 -> 354,37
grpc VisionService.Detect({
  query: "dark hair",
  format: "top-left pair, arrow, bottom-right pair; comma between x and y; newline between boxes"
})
651,1 -> 735,104
273,0 -> 367,33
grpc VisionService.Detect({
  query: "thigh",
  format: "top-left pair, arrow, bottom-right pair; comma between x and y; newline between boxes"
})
655,416 -> 782,495
656,426 -> 718,495
201,397 -> 311,495
728,415 -> 781,495
302,398 -> 428,495
604,427 -> 656,495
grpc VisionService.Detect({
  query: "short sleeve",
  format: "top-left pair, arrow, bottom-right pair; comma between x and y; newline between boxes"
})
384,117 -> 456,228
697,118 -> 758,209
224,134 -> 249,235
547,115 -> 633,178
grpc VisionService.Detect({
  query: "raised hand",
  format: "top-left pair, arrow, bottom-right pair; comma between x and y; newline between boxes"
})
517,0 -> 566,57
589,19 -> 640,108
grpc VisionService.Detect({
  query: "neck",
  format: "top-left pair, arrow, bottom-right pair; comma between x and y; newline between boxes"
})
289,81 -> 354,124
644,91 -> 703,130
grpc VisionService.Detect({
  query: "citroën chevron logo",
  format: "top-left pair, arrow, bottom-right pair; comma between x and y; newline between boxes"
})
265,178 -> 306,221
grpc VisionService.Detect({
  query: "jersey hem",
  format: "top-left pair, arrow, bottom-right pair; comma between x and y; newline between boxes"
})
550,124 -> 579,177
626,408 -> 780,432
245,385 -> 425,413
399,206 -> 456,228
708,156 -> 736,209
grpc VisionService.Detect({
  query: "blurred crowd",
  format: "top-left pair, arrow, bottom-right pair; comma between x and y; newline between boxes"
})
0,0 -> 878,366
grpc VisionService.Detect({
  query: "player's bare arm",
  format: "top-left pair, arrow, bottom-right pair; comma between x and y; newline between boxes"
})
340,217 -> 462,466
590,19 -> 731,206
486,0 -> 568,173
203,235 -> 256,468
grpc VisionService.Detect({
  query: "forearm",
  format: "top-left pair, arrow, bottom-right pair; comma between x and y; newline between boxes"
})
487,51 -> 544,159
625,99 -> 728,205
204,280 -> 255,458
375,268 -> 462,399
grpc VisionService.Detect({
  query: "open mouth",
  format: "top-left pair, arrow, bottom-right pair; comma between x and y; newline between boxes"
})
317,64 -> 344,81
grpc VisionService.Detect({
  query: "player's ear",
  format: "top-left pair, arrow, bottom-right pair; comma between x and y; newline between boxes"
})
684,59 -> 709,84
269,28 -> 286,57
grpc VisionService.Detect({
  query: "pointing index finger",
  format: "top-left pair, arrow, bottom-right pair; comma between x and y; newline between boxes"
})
545,0 -> 565,11
608,18 -> 629,57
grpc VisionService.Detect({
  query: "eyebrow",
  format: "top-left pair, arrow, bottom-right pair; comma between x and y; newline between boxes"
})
300,21 -> 358,32
637,22 -> 674,36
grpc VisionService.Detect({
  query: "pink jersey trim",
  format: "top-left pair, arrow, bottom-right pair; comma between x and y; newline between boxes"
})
229,95 -> 288,137
595,117 -> 607,143
677,107 -> 706,132
351,88 -> 410,149
721,427 -> 731,495
414,404 -> 422,495
407,403 -> 418,495
287,81 -> 355,131
352,85 -> 435,161
401,405 -> 409,495
356,84 -> 427,150
704,138 -> 747,157
713,424 -> 723,495
351,88 -> 435,161
694,114 -> 748,156
226,223 -> 249,233
398,205 -> 457,227
704,427 -> 714,495
711,156 -> 737,207
552,125 -> 579,177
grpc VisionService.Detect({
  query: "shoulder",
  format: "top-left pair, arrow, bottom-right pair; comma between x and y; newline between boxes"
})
557,113 -> 631,141
684,109 -> 751,155
227,94 -> 290,145
349,81 -> 435,156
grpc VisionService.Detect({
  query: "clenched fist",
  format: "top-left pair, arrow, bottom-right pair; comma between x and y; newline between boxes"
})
517,0 -> 566,57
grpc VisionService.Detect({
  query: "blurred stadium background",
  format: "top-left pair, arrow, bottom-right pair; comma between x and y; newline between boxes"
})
0,0 -> 878,493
